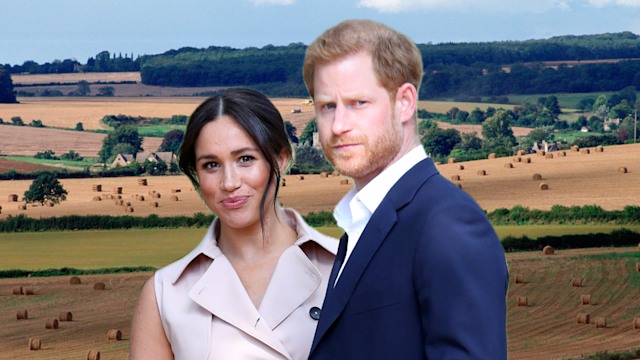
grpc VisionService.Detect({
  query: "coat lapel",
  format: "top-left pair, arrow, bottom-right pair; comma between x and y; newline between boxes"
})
311,158 -> 439,352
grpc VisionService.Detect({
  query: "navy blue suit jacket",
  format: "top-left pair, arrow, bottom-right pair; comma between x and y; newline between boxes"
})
309,158 -> 508,359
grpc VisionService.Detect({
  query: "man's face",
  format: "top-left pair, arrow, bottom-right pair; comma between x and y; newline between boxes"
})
313,51 -> 402,187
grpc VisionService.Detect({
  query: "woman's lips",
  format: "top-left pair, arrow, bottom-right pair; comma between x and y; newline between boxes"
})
221,196 -> 249,209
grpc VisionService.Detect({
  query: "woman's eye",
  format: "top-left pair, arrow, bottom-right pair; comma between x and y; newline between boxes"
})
239,155 -> 255,163
203,162 -> 219,170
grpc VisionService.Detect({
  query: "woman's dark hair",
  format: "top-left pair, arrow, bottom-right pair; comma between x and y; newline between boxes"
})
179,88 -> 292,228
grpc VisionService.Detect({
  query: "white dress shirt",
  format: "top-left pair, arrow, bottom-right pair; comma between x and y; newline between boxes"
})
333,145 -> 427,283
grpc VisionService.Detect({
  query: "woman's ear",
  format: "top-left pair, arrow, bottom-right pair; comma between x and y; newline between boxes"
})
396,83 -> 418,124
277,149 -> 291,174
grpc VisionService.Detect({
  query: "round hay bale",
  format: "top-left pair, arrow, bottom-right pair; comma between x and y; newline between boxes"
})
298,175 -> 305,180
476,169 -> 486,176
633,317 -> 640,329
319,171 -> 328,178
581,148 -> 591,154
170,195 -> 179,201
24,286 -> 35,295
504,163 -> 514,169
18,203 -> 27,210
28,337 -> 41,351
138,178 -> 148,186
581,294 -> 591,305
447,157 -> 456,164
532,173 -> 542,181
488,153 -> 496,159
513,157 -> 522,163
450,175 -> 461,181
514,274 -> 524,284
92,195 -> 102,201
46,201 -> 55,207
281,180 -> 286,187
114,199 -> 124,206
577,313 -> 590,324
516,296 -> 528,306
543,245 -> 555,255
635,262 -> 640,272
124,206 -> 134,213
87,350 -> 101,360
537,150 -> 546,156
152,192 -> 161,199
69,276 -> 81,285
524,157 -> 532,163
594,317 -> 607,328
618,167 -> 628,174
456,183 -> 463,189
46,319 -> 59,329
171,188 -> 181,193
331,170 -> 339,176
339,179 -> 349,185
149,201 -> 159,208
59,311 -> 73,322
456,164 -> 465,170
137,195 -> 145,201
107,329 -> 123,341
93,282 -> 106,290
8,194 -> 18,202
545,153 -> 554,159
516,150 -> 525,156
558,151 -> 567,157
595,145 -> 604,152
124,201 -> 132,207
571,145 -> 580,152
92,184 -> 102,192
572,277 -> 583,287
16,309 -> 28,320
12,286 -> 23,295
539,183 -> 549,190
113,187 -> 122,194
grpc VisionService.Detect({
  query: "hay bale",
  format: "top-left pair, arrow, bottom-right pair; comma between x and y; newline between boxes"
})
539,183 -> 549,190
18,203 -> 27,210
504,163 -> 513,169
331,170 -> 339,176
543,245 -> 555,255
107,329 -> 122,341
537,150 -> 546,156
69,276 -> 81,285
114,199 -> 124,206
595,145 -> 604,152
514,274 -> 524,284
633,317 -> 640,329
93,282 -> 106,290
24,286 -> 35,295
149,201 -> 159,208
16,309 -> 28,320
581,294 -> 591,305
45,319 -> 59,329
516,296 -> 528,306
488,153 -> 496,159
28,337 -> 41,351
136,195 -> 145,201
618,167 -> 628,174
113,187 -> 123,194
59,311 -> 73,322
532,173 -> 542,181
513,156 -> 522,163
581,148 -> 591,154
8,194 -> 18,202
92,196 -> 102,201
572,277 -> 583,287
92,184 -> 102,192
545,153 -> 554,159
450,175 -> 461,181
171,189 -> 181,193
125,206 -> 134,213
138,178 -> 148,186
298,175 -> 305,180
339,179 -> 349,185
12,286 -> 23,295
456,183 -> 463,189
524,157 -> 532,163
46,200 -> 54,207
170,195 -> 179,201
571,145 -> 580,152
516,150 -> 525,156
457,164 -> 465,170
124,201 -> 131,207
87,350 -> 101,360
151,192 -> 161,199
476,169 -> 486,176
447,157 -> 456,164
319,171 -> 328,178
594,317 -> 607,328
577,313 -> 590,324
281,180 -> 286,187
558,151 -> 567,157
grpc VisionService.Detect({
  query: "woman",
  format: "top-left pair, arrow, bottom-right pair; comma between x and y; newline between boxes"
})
130,88 -> 337,359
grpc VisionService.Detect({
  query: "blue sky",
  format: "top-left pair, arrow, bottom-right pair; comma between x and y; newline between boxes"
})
2,0 -> 640,66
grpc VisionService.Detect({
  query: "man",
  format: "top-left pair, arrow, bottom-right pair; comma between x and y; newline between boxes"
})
303,19 -> 508,359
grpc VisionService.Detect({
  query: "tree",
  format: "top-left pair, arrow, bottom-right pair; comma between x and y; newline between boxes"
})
292,143 -> 332,173
23,172 -> 68,205
0,65 -> 17,103
75,122 -> 84,131
11,116 -> 24,126
60,150 -> 83,161
159,129 -> 184,153
284,121 -> 298,144
76,80 -> 91,96
98,86 -> 115,96
482,109 -> 516,152
98,125 -> 143,162
544,95 -> 561,116
420,122 -> 462,159
299,118 -> 317,146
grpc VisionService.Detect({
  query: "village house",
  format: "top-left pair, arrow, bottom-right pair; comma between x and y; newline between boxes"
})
531,140 -> 561,153
110,151 -> 176,169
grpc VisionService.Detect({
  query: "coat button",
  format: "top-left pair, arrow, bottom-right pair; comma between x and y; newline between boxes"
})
309,306 -> 321,320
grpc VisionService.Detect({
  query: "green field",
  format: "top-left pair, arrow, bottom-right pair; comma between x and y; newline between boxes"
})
3,155 -> 99,170
135,124 -> 186,137
1,225 -> 637,272
505,91 -> 613,109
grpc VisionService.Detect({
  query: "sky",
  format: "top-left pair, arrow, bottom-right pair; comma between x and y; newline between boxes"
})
2,0 -> 640,66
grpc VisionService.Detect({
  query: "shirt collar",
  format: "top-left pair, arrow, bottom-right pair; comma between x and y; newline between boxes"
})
334,145 -> 427,228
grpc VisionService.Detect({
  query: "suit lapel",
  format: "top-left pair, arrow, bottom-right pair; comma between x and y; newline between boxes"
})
311,158 -> 439,352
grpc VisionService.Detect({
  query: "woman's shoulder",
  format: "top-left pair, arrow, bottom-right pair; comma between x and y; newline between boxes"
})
284,208 -> 338,256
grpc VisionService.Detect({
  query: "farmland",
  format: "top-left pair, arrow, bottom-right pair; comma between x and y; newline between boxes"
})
1,73 -> 640,359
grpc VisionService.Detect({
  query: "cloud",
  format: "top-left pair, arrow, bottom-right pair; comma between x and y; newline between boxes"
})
588,0 -> 640,7
251,0 -> 295,5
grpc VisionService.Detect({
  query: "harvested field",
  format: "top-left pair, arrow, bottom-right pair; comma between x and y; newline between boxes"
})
0,125 -> 162,157
11,72 -> 141,85
0,158 -> 57,173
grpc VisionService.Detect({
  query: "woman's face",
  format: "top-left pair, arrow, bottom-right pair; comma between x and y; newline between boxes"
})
194,115 -> 276,232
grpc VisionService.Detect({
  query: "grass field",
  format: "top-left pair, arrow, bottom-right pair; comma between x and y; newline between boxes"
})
2,155 -> 99,170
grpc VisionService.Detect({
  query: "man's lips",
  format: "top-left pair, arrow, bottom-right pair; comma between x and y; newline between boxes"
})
221,196 -> 249,209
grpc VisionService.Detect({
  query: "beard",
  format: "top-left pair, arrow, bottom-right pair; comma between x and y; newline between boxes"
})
322,117 -> 403,181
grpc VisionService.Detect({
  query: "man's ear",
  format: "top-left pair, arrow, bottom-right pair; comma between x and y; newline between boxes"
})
396,83 -> 418,124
